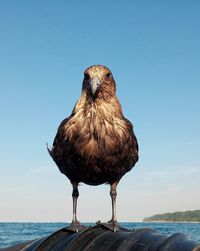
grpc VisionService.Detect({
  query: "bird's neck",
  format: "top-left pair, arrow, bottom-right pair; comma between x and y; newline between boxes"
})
74,91 -> 123,119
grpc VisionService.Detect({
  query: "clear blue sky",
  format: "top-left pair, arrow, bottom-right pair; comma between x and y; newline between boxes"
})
0,1 -> 200,222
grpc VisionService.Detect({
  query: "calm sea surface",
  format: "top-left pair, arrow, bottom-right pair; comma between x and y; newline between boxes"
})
0,222 -> 200,248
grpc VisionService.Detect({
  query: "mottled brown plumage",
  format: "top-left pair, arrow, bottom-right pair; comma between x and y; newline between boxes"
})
48,65 -> 138,231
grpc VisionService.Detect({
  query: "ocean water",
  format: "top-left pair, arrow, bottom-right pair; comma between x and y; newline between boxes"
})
0,222 -> 200,248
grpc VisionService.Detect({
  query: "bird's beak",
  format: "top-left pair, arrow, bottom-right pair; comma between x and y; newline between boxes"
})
90,76 -> 101,95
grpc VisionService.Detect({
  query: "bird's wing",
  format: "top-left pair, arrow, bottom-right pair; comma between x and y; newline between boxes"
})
47,115 -> 73,161
123,117 -> 139,162
53,117 -> 71,147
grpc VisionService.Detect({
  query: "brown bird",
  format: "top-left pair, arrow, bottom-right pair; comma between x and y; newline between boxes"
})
48,65 -> 138,232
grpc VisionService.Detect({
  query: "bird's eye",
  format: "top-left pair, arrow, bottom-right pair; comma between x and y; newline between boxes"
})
105,72 -> 112,79
84,73 -> 90,81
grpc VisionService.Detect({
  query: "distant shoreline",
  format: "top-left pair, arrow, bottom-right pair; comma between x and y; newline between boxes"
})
143,210 -> 200,223
143,221 -> 200,223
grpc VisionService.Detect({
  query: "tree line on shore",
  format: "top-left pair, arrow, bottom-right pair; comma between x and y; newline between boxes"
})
143,210 -> 200,222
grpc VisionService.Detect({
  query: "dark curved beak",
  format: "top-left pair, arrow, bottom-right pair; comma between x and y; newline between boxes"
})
90,76 -> 101,95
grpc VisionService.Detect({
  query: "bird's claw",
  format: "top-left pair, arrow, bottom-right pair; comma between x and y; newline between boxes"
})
65,222 -> 88,232
96,220 -> 122,232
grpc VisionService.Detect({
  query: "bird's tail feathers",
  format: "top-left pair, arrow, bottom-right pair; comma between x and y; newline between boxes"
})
46,142 -> 53,157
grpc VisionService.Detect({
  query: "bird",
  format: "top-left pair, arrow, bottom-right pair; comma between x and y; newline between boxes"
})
48,65 -> 139,232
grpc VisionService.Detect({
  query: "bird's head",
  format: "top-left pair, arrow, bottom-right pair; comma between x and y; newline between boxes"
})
82,65 -> 116,100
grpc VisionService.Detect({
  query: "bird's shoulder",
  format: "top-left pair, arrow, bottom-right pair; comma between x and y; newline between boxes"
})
52,115 -> 74,146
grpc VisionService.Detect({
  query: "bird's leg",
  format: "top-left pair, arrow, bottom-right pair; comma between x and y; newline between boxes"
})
72,182 -> 79,225
109,181 -> 118,224
97,181 -> 121,232
66,182 -> 87,232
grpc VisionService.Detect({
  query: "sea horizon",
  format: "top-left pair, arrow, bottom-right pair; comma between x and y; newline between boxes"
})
0,220 -> 200,224
1,221 -> 200,248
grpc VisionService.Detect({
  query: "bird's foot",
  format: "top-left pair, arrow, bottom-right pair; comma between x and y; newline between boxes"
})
65,221 -> 88,232
96,220 -> 122,232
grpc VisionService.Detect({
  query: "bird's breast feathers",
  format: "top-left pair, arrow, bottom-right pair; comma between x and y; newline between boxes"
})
63,95 -> 130,157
